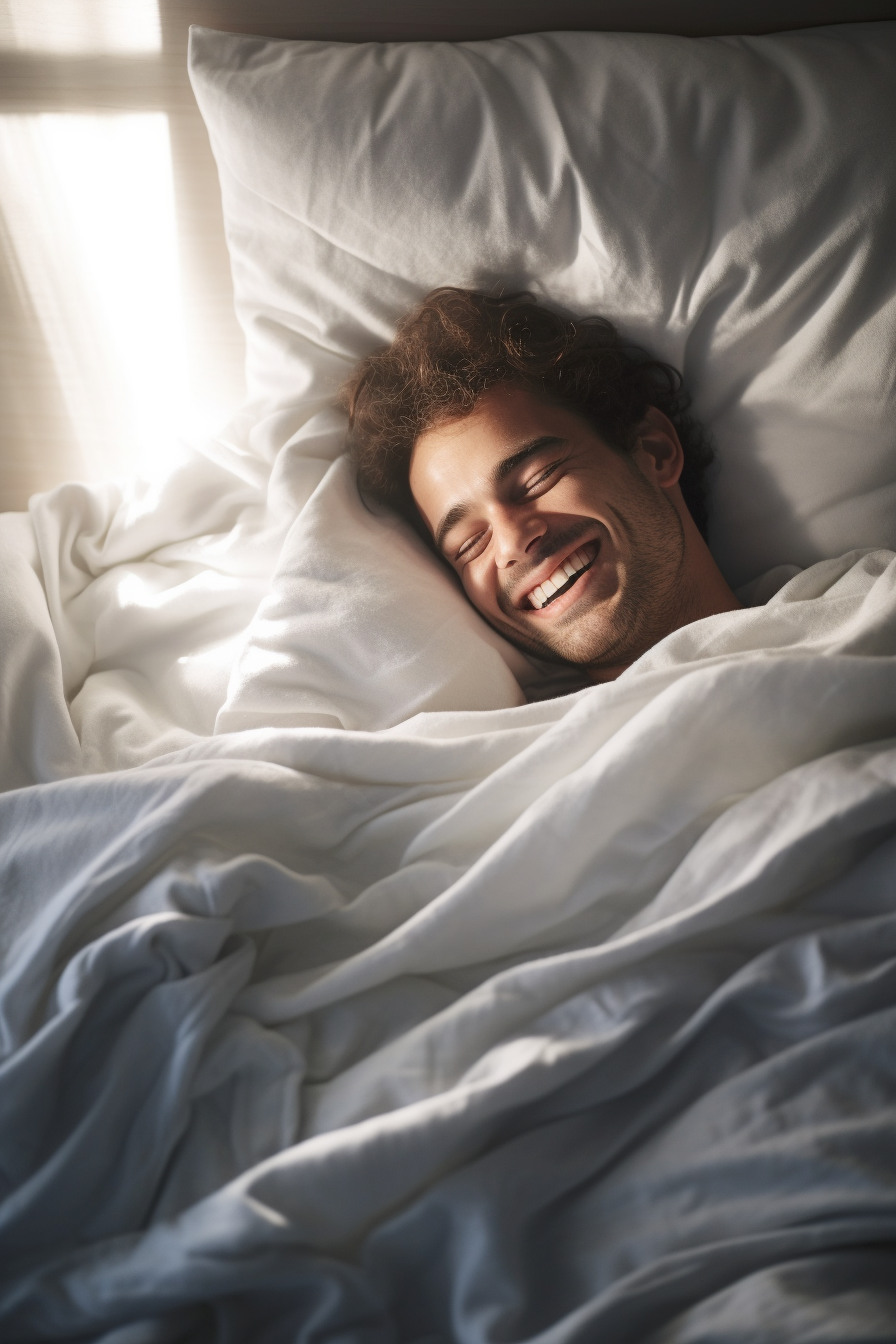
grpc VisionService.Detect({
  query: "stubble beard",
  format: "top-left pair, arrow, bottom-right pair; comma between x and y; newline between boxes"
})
488,475 -> 692,674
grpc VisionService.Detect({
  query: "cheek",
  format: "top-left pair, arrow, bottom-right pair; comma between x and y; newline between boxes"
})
461,563 -> 498,614
566,473 -> 615,510
460,565 -> 483,602
542,473 -> 604,518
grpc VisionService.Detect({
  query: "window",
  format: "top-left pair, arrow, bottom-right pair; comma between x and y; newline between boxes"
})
0,2 -> 245,507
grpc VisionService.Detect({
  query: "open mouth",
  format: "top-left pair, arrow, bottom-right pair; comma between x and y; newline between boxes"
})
526,543 -> 597,611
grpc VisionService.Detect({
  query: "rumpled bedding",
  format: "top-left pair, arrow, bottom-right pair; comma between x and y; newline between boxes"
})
1,492 -> 896,1340
3,18 -> 896,1338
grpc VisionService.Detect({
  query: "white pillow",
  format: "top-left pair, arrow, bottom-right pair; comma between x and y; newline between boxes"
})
189,22 -> 896,729
215,451 -> 532,733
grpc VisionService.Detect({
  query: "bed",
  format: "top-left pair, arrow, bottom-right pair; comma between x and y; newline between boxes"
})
1,10 -> 896,1341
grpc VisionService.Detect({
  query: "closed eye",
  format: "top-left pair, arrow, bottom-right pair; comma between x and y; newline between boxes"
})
455,528 -> 489,563
453,459 -> 567,561
522,458 -> 566,494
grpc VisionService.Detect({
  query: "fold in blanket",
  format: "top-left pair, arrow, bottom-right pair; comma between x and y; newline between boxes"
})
0,544 -> 895,1339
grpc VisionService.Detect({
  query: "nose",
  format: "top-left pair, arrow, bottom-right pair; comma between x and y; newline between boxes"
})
491,504 -> 546,570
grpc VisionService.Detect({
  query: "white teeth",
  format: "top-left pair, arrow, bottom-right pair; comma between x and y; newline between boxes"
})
527,546 -> 594,610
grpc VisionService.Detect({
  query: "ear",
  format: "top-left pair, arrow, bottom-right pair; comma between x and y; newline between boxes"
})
632,405 -> 684,490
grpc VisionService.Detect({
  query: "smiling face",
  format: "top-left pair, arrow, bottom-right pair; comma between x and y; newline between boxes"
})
409,385 -> 705,679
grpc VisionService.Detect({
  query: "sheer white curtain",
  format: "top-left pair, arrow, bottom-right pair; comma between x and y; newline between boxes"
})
0,0 -> 246,511
0,112 -> 191,483
0,0 -> 161,54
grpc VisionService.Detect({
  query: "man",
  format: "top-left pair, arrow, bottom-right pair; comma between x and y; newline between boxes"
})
345,288 -> 742,683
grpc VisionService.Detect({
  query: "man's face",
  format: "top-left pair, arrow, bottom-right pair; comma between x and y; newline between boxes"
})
409,385 -> 694,676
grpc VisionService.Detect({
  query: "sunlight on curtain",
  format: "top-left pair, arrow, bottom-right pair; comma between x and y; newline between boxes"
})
0,113 -> 198,480
0,0 -> 161,54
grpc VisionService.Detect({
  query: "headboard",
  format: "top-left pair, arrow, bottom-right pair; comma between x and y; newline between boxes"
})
173,0 -> 896,40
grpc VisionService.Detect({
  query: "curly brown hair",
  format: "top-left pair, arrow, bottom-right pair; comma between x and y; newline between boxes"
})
344,287 -> 715,537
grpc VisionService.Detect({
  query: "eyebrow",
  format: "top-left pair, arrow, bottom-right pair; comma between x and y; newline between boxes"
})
433,436 -> 565,554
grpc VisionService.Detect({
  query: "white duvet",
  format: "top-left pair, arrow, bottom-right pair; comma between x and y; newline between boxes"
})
2,513 -> 896,1338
